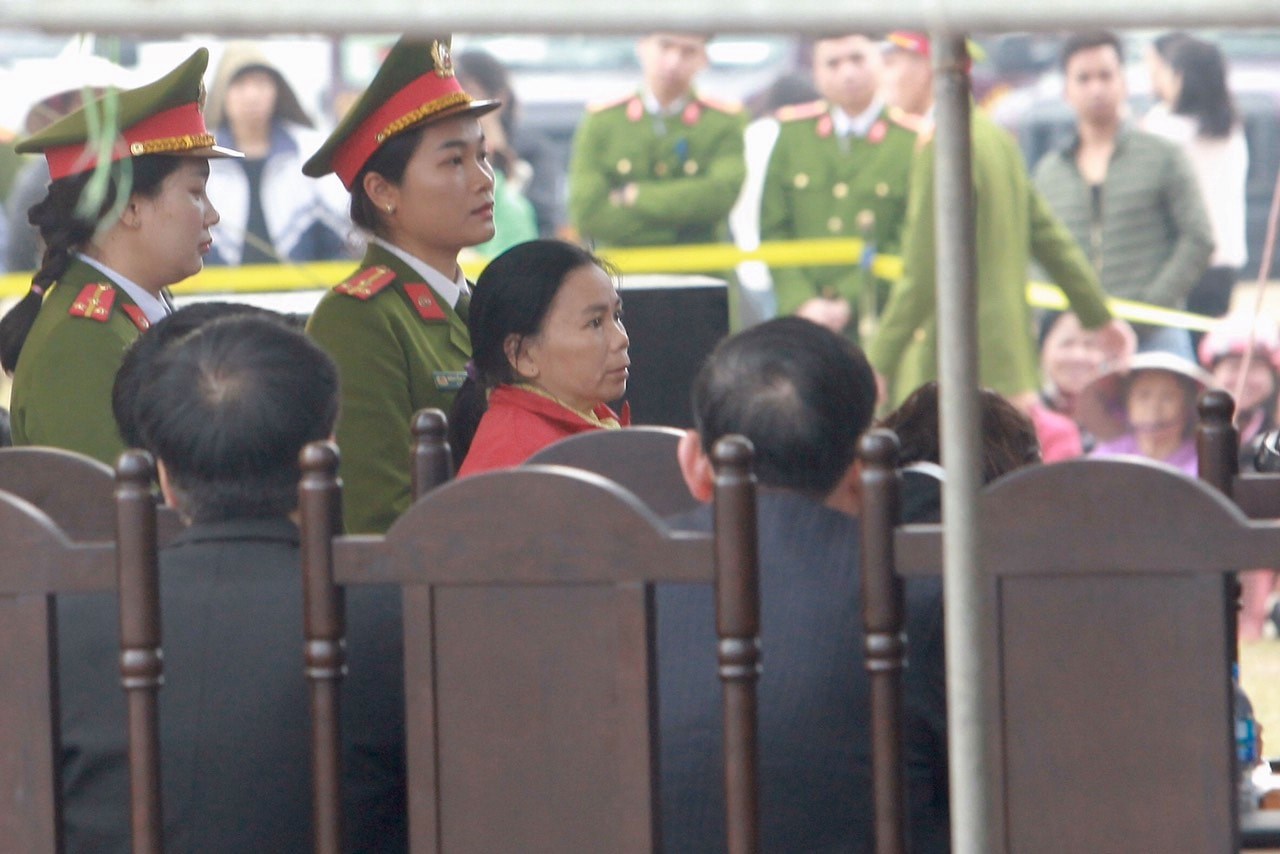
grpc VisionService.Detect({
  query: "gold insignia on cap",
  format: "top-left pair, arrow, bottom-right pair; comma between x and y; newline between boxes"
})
793,173 -> 810,189
833,182 -> 849,199
875,182 -> 889,198
432,41 -> 455,78
913,328 -> 928,343
654,161 -> 668,177
683,159 -> 699,176
617,158 -> 632,175
828,216 -> 843,233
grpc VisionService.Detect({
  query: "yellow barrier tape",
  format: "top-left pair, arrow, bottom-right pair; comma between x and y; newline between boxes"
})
0,238 -> 1210,332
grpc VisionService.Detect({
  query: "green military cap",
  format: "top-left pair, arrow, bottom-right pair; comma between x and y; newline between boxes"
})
302,36 -> 499,190
16,47 -> 242,182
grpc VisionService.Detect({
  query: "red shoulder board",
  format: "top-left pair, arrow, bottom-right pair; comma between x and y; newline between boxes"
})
402,284 -> 447,322
681,101 -> 702,126
587,93 -> 635,115
67,284 -> 116,323
695,94 -> 742,115
888,106 -> 927,134
121,304 -> 150,332
775,100 -> 828,123
334,265 -> 395,300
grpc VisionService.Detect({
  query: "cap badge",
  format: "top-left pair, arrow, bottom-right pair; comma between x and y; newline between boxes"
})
432,41 -> 455,78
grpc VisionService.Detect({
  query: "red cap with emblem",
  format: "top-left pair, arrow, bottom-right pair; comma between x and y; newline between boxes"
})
303,36 -> 499,190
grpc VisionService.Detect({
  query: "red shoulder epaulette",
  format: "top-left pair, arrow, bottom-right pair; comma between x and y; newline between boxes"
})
586,93 -> 635,114
775,100 -> 828,123
67,283 -> 116,323
888,106 -> 928,135
401,284 -> 447,322
334,265 -> 396,300
695,94 -> 743,115
121,304 -> 150,332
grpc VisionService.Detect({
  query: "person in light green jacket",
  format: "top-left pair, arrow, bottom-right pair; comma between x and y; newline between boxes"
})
567,32 -> 746,248
867,32 -> 1131,409
302,35 -> 499,533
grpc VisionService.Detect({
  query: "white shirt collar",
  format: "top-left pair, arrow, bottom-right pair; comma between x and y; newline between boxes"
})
832,98 -> 885,138
369,236 -> 466,309
642,89 -> 691,117
76,253 -> 171,323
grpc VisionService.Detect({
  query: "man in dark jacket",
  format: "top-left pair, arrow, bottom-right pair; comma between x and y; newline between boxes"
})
659,316 -> 949,852
58,313 -> 405,852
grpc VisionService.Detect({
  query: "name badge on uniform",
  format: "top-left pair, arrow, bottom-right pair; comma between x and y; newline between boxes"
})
433,371 -> 467,391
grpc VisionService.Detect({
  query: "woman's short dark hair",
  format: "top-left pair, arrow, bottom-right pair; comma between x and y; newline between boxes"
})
877,382 -> 1042,484
134,314 -> 339,523
348,123 -> 429,236
448,239 -> 607,460
1169,37 -> 1237,138
0,154 -> 184,373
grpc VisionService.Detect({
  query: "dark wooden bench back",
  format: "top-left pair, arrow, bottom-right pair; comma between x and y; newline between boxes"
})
301,434 -> 761,853
1197,389 -> 1280,519
0,446 -> 183,544
859,431 -> 1271,854
525,425 -> 697,517
0,450 -> 163,853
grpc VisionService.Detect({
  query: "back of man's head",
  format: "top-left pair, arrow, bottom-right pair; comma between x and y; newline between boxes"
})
691,317 -> 876,497
135,315 -> 339,524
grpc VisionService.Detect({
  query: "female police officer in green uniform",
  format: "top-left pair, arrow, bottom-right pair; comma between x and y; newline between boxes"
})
302,36 -> 499,533
0,49 -> 240,465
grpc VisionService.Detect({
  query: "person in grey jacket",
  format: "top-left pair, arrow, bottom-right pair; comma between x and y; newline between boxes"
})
1034,30 -> 1213,360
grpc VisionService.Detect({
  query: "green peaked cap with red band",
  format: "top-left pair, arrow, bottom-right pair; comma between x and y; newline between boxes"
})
301,35 -> 499,190
15,48 -> 243,181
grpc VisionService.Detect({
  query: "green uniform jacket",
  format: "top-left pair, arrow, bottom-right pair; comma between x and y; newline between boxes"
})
567,92 -> 746,247
760,102 -> 917,317
10,259 -> 148,464
306,244 -> 471,534
866,111 -> 1112,405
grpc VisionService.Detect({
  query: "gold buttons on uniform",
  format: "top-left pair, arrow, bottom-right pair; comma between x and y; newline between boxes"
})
875,182 -> 889,198
654,162 -> 669,177
827,216 -> 843,233
832,182 -> 849,199
913,328 -> 927,343
617,158 -> 632,175
793,173 -> 810,189
683,159 -> 699,176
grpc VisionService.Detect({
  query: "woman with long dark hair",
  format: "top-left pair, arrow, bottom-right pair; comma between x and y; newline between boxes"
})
451,239 -> 630,476
1143,35 -> 1248,321
302,36 -> 499,532
0,49 -> 238,463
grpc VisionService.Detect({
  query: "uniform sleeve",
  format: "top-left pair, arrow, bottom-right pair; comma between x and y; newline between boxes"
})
759,128 -> 817,314
866,146 -> 936,379
1147,144 -> 1214,308
627,113 -> 747,228
1027,183 -> 1112,329
306,298 -> 414,534
14,319 -> 128,465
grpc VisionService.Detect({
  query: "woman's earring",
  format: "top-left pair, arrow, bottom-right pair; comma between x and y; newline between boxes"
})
386,204 -> 395,214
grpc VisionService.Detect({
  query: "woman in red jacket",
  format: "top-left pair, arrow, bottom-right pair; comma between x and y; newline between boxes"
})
452,239 -> 630,475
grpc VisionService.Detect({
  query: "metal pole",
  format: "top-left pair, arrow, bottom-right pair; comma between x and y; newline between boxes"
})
930,31 -> 994,854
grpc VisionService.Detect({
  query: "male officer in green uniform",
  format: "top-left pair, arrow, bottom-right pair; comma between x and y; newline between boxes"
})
302,37 -> 498,533
568,32 -> 746,248
759,33 -> 918,341
867,32 -> 1132,409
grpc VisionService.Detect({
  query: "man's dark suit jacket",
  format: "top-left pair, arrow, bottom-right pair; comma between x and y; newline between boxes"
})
57,516 -> 406,853
657,476 -> 949,853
